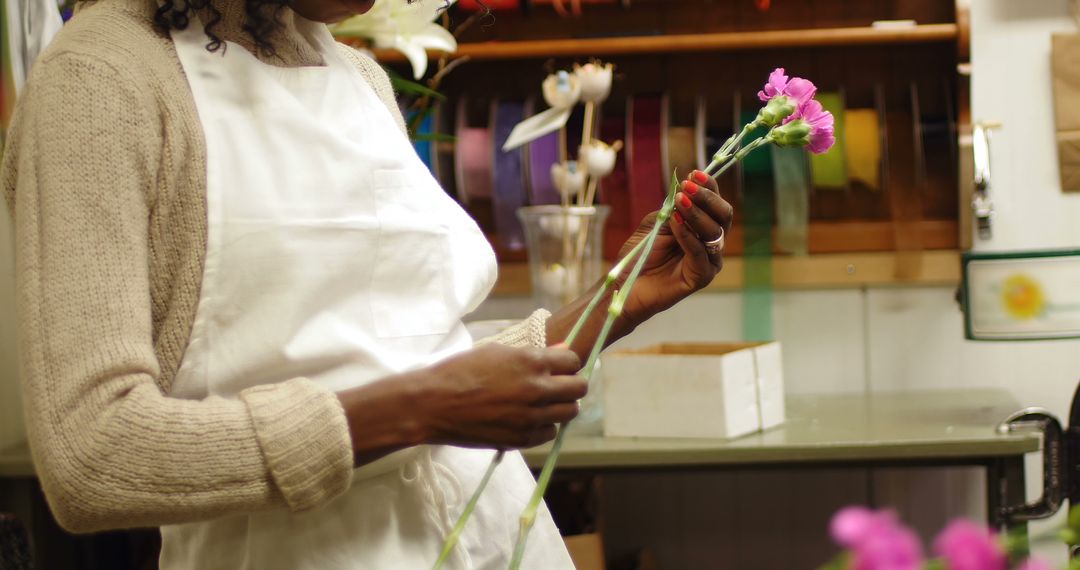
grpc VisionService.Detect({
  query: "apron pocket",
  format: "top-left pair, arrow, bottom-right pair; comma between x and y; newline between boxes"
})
370,225 -> 455,338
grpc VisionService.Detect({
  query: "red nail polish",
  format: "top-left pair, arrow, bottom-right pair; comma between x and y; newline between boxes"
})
693,171 -> 710,185
673,211 -> 684,224
679,193 -> 692,208
682,180 -> 699,196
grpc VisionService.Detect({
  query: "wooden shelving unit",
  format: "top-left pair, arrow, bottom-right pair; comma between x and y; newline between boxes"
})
491,251 -> 962,296
368,23 -> 958,62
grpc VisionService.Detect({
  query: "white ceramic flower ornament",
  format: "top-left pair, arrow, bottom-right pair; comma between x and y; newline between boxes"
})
550,161 -> 587,200
542,70 -> 582,109
579,140 -> 622,177
574,62 -> 614,104
332,0 -> 458,79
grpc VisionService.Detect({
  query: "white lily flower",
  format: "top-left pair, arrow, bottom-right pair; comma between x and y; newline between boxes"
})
333,0 -> 458,79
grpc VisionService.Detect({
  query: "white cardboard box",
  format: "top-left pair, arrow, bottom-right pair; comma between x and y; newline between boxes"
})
601,342 -> 785,439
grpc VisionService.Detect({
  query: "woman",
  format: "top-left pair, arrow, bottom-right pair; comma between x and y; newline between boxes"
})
0,0 -> 733,566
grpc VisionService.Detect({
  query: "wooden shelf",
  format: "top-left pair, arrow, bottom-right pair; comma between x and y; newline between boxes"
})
491,250 -> 961,296
366,23 -> 958,62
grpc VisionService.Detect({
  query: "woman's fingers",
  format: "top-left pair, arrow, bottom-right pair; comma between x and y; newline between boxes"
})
539,346 -> 583,375
675,187 -> 724,244
687,169 -> 720,194
670,208 -> 717,287
534,374 -> 588,404
683,170 -> 734,233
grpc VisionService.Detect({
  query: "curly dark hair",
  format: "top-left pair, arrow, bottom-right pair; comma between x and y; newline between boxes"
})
153,0 -> 455,58
153,0 -> 291,56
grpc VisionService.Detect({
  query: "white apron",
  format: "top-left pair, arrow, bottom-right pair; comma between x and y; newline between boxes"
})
158,18 -> 573,570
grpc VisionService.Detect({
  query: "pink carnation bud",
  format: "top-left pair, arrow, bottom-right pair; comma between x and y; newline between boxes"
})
933,520 -> 1007,570
830,507 -> 923,570
1016,558 -> 1052,570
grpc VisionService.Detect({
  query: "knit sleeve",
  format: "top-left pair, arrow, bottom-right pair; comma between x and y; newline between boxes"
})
2,51 -> 353,533
474,310 -> 552,349
335,43 -> 408,135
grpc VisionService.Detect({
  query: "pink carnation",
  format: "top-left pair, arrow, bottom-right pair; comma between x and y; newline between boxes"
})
933,520 -> 1007,570
830,507 -> 923,570
797,99 -> 835,154
757,67 -> 817,108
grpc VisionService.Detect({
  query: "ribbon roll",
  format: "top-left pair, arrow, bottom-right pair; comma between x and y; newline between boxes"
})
528,130 -> 561,205
411,110 -> 436,175
844,109 -> 882,191
667,126 -> 698,181
600,116 -> 630,259
454,97 -> 494,204
627,95 -> 664,228
492,101 -> 529,251
810,92 -> 847,190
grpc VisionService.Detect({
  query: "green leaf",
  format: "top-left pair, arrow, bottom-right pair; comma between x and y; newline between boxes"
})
817,552 -> 850,570
922,559 -> 947,570
392,78 -> 446,100
384,66 -> 446,100
413,132 -> 456,143
1061,529 -> 1079,546
1070,504 -> 1080,534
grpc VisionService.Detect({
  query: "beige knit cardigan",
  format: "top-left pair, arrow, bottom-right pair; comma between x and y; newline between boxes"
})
1,0 -> 548,533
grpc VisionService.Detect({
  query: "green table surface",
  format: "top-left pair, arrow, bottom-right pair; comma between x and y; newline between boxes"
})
0,389 -> 1043,478
521,389 -> 1042,470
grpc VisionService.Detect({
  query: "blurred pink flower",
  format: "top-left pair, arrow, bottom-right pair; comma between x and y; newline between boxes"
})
1016,558 -> 1053,570
757,67 -> 817,108
829,507 -> 923,570
799,99 -> 835,154
933,519 -> 1007,570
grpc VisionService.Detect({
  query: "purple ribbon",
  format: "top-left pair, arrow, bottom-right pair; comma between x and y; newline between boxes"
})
528,131 -> 561,205
492,101 -> 528,251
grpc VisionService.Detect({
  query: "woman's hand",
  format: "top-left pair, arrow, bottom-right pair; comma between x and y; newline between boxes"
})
338,344 -> 585,465
545,170 -> 733,359
615,169 -> 734,329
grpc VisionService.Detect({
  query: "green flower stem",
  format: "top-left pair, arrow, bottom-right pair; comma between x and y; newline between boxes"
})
563,237 -> 648,347
508,186 -> 678,570
707,120 -> 762,176
432,450 -> 505,570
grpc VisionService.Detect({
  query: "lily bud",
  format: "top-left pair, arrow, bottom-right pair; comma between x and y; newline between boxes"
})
758,95 -> 796,127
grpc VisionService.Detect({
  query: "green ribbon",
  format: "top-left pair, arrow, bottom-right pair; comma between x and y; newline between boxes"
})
772,146 -> 810,256
740,111 -> 774,342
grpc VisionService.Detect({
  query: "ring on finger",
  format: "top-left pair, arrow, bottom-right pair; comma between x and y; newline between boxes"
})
704,227 -> 725,255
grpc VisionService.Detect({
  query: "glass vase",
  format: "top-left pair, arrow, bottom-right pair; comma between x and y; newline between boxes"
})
516,205 -> 611,312
517,204 -> 611,435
